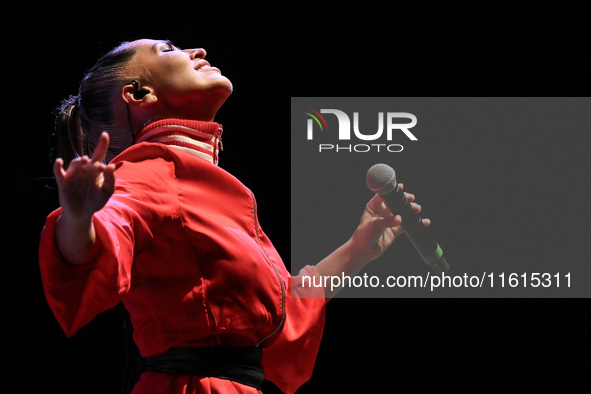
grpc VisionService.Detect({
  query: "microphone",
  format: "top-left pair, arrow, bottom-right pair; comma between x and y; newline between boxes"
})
366,163 -> 449,273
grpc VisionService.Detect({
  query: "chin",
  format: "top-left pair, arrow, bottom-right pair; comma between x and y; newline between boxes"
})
219,75 -> 233,94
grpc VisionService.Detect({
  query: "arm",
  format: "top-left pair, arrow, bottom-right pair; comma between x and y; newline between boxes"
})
53,132 -> 116,265
315,185 -> 430,299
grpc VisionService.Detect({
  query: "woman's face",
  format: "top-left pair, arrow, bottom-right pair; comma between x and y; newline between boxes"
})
124,39 -> 233,120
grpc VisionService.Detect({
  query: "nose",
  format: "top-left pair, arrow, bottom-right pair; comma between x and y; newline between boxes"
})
185,48 -> 207,60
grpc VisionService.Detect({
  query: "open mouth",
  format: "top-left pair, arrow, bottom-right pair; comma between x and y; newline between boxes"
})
194,60 -> 220,73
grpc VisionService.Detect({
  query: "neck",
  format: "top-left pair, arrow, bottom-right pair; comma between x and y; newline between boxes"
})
135,118 -> 223,165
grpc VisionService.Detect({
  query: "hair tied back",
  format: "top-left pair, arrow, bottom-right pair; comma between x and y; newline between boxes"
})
52,95 -> 85,167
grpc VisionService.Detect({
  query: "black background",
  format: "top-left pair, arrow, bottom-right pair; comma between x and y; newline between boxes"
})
4,2 -> 590,393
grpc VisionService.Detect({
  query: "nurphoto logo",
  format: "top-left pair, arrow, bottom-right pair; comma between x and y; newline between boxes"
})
304,107 -> 418,153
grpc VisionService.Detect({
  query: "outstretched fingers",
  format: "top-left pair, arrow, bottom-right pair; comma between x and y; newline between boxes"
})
52,132 -> 116,207
91,132 -> 110,164
53,158 -> 66,185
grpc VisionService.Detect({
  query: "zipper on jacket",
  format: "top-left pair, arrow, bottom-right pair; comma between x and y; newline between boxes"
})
217,124 -> 223,152
252,192 -> 286,347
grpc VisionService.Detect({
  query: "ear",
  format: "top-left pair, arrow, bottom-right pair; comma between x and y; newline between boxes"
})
121,82 -> 157,106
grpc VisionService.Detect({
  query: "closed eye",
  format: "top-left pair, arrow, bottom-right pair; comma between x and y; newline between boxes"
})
162,41 -> 178,52
154,40 -> 179,53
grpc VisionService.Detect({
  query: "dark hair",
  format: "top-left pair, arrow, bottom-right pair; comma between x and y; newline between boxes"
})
53,42 -> 138,166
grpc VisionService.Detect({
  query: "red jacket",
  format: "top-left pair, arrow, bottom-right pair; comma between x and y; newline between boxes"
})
39,139 -> 325,393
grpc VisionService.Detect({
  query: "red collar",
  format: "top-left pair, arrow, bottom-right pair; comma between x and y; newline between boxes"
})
135,119 -> 223,164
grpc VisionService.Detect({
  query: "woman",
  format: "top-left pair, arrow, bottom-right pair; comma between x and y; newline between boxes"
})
39,39 -> 428,393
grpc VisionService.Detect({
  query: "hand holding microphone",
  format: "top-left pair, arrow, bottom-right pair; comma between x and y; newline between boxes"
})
366,164 -> 448,273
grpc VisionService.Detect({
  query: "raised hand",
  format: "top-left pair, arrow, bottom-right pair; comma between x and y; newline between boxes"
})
53,132 -> 116,221
53,132 -> 116,265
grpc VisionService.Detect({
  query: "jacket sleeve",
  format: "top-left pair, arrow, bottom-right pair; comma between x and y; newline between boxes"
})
38,155 -> 179,337
262,265 -> 326,394
38,196 -> 150,337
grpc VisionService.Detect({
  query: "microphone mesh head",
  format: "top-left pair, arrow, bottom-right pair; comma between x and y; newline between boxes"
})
366,163 -> 396,195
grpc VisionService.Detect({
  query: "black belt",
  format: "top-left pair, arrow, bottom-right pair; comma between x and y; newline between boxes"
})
144,347 -> 264,390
